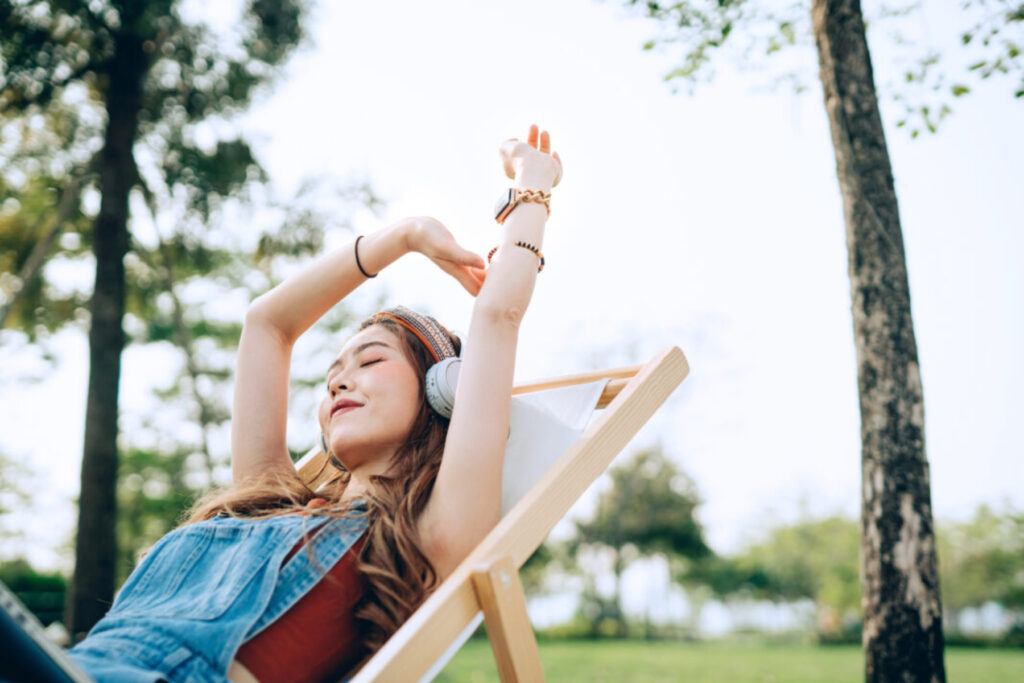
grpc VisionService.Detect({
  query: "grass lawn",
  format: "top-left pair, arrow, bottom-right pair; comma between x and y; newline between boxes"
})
434,639 -> 1024,682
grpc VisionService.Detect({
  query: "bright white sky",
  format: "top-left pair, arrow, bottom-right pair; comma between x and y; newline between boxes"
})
2,0 -> 1021,591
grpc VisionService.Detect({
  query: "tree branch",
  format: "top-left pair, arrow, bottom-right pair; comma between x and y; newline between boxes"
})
0,162 -> 95,329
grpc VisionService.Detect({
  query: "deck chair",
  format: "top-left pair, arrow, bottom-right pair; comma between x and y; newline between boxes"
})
295,345 -> 689,682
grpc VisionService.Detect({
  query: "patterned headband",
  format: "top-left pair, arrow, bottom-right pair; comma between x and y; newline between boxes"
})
371,306 -> 456,363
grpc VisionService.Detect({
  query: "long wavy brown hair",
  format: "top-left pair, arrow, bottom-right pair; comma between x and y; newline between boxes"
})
183,314 -> 459,676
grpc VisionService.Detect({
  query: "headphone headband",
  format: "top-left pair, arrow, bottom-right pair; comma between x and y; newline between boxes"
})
372,306 -> 456,362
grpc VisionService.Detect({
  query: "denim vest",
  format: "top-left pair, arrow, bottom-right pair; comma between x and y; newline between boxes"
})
68,502 -> 370,682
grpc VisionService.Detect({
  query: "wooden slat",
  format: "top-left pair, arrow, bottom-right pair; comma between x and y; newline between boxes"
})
595,378 -> 628,409
470,556 -> 546,682
350,346 -> 689,682
295,449 -> 326,484
295,450 -> 339,491
511,363 -> 641,395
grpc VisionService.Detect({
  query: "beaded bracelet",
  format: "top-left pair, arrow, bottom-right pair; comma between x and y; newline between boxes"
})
487,241 -> 545,273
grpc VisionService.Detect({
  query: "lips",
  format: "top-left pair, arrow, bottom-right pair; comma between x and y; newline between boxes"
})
331,399 -> 364,418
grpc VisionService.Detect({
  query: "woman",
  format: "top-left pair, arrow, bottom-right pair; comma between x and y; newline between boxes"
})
65,124 -> 563,682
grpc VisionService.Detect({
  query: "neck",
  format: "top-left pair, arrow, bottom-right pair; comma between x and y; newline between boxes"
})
338,452 -> 395,503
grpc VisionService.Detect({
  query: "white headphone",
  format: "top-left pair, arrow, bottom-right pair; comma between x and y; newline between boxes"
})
424,329 -> 465,418
425,356 -> 462,419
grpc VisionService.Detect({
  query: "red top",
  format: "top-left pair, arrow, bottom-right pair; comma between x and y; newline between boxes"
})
235,505 -> 369,683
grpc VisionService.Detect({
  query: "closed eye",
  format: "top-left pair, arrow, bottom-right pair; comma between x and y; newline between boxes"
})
325,358 -> 385,390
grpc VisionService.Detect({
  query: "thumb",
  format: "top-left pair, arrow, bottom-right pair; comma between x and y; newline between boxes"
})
460,249 -> 486,268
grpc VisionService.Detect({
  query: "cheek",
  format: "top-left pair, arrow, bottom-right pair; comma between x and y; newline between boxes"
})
317,395 -> 331,428
381,367 -> 421,416
403,376 -> 423,418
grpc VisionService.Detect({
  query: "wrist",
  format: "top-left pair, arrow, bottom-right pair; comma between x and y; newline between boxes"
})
389,218 -> 416,255
514,165 -> 556,192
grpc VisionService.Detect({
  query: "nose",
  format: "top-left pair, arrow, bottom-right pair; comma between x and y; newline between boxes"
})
328,371 -> 350,396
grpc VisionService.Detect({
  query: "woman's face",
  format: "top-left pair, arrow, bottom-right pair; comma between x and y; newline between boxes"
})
317,325 -> 422,471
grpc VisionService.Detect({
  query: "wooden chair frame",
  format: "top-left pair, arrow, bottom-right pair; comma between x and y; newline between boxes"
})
296,346 -> 689,682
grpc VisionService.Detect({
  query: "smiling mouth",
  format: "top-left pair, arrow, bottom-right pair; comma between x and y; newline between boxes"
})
331,405 -> 361,418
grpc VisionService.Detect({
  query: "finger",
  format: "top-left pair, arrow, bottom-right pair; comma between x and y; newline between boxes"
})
436,237 -> 480,266
527,124 -> 539,149
453,247 -> 486,269
470,267 -> 487,292
499,139 -> 519,179
552,150 -> 563,186
470,252 -> 487,268
459,270 -> 482,297
461,266 -> 485,296
439,259 -> 483,296
539,130 -> 551,154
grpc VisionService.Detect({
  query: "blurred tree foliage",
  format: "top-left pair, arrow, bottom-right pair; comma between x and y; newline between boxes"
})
0,0 -> 386,637
688,515 -> 862,639
688,506 -> 1023,640
114,446 -> 195,586
569,446 -> 709,638
622,0 -> 1023,136
520,539 -> 556,596
0,558 -> 67,627
0,450 -> 33,548
938,504 -> 1024,633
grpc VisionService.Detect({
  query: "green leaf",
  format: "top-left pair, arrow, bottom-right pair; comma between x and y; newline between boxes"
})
951,84 -> 970,97
642,40 -> 656,50
780,21 -> 795,44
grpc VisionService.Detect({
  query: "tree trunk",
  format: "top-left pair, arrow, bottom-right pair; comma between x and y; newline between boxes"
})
66,32 -> 146,640
811,1 -> 945,680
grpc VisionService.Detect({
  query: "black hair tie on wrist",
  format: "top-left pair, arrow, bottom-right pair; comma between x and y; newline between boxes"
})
355,235 -> 378,278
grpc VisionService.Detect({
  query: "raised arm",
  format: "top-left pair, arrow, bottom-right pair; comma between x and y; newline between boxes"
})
231,221 -> 484,486
231,226 -> 409,485
418,125 -> 563,577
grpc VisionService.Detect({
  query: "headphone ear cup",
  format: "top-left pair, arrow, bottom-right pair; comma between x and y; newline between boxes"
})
425,357 -> 462,418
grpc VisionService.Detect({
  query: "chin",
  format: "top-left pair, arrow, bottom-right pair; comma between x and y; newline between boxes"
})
327,438 -> 380,467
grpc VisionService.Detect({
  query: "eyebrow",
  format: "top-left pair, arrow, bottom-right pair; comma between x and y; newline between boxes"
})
326,341 -> 393,376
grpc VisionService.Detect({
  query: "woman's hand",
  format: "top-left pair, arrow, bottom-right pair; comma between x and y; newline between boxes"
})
403,216 -> 487,296
499,124 -> 563,188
